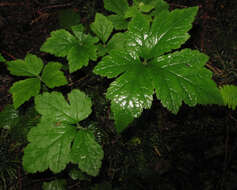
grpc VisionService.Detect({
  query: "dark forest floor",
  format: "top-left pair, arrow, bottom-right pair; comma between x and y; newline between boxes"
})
0,0 -> 237,189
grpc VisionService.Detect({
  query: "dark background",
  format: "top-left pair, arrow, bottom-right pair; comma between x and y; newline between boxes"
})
0,0 -> 237,189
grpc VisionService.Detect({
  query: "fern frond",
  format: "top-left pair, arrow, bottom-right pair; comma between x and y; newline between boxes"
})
220,85 -> 237,110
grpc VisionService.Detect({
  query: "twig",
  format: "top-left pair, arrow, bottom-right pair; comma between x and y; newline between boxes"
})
0,2 -> 24,6
39,3 -> 73,11
1,50 -> 16,60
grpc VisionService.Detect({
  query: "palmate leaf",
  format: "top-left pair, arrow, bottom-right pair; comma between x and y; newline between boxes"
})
23,90 -> 103,176
41,25 -> 98,73
6,54 -> 67,108
94,8 -> 223,132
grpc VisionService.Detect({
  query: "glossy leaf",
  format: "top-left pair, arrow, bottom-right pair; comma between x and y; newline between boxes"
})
6,54 -> 43,77
71,130 -> 104,176
10,78 -> 41,109
23,120 -> 76,173
149,49 -> 223,113
220,85 -> 237,110
104,0 -> 129,15
90,13 -> 113,43
35,90 -> 92,124
41,26 -> 98,73
43,179 -> 67,190
94,7 -> 223,132
41,62 -> 68,88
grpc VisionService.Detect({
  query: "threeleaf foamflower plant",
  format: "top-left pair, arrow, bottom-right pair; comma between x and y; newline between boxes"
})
93,7 -> 223,132
6,54 -> 67,108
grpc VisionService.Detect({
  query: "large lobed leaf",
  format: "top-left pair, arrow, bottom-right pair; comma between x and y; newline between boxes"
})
94,7 -> 223,132
23,90 -> 103,176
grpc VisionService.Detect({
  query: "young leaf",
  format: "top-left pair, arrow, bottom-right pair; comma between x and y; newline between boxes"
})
23,120 -> 77,173
35,90 -> 92,124
71,130 -> 104,176
94,8 -> 223,132
41,26 -> 98,73
90,13 -> 113,44
220,85 -> 237,110
6,54 -> 43,77
10,78 -> 41,109
0,53 -> 6,62
41,62 -> 68,88
43,179 -> 67,190
104,0 -> 129,15
40,29 -> 77,57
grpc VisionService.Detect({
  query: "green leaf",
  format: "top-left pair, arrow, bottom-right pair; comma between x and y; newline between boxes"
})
126,7 -> 198,59
0,53 -> 6,62
90,13 -> 113,43
0,105 -> 19,129
94,7 -> 223,132
41,62 -> 68,88
35,90 -> 92,124
23,90 -> 103,176
151,0 -> 169,16
97,32 -> 126,57
220,85 -> 237,110
43,179 -> 67,190
10,78 -> 41,109
149,49 -> 223,113
108,15 -> 128,30
104,0 -> 129,15
6,54 -> 43,77
40,29 -> 77,57
71,130 -> 104,176
23,120 -> 76,173
41,27 -> 98,73
58,9 -> 81,30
